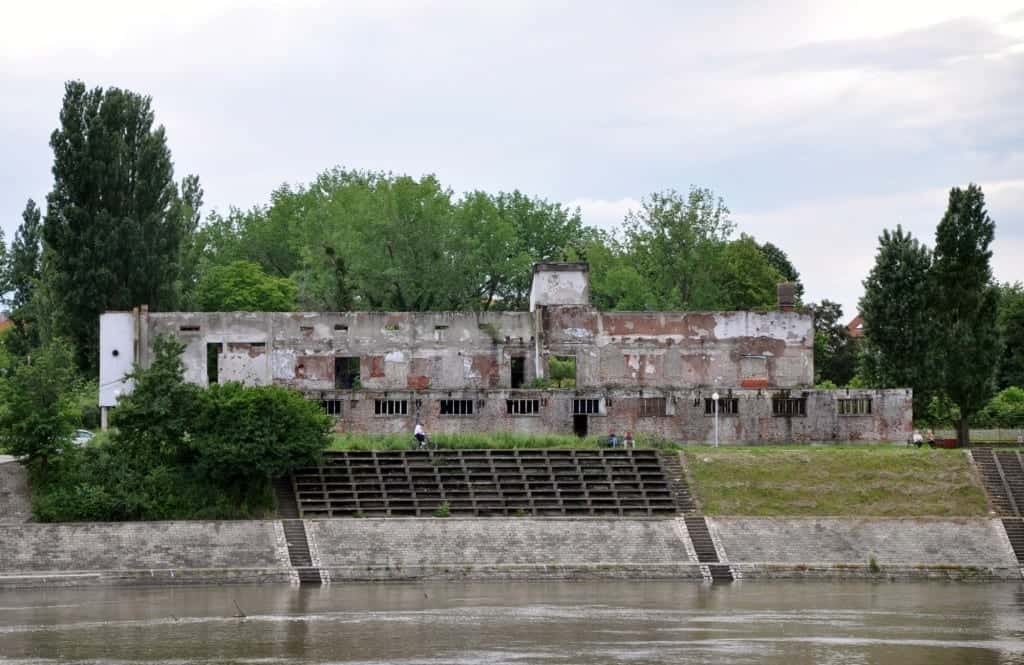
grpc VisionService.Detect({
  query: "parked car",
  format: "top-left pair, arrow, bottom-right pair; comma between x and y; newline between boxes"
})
72,429 -> 95,447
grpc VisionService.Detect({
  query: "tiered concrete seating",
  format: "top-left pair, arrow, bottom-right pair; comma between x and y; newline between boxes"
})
290,449 -> 679,517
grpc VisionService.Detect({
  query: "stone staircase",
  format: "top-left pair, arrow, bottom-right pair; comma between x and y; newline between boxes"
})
290,449 -> 678,518
973,448 -> 1021,516
273,476 -> 300,519
683,515 -> 733,582
281,519 -> 321,585
658,452 -> 697,512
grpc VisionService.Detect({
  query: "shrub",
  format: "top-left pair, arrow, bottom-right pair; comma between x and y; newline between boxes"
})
0,339 -> 79,471
111,335 -> 202,465
190,382 -> 330,488
975,387 -> 1024,428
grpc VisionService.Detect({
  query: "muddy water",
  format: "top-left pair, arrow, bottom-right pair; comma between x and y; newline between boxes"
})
2,581 -> 1024,664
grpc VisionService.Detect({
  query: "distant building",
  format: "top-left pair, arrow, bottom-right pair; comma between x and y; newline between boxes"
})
99,264 -> 911,442
847,314 -> 865,339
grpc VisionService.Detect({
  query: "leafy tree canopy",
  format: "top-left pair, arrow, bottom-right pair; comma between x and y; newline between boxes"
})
194,261 -> 297,312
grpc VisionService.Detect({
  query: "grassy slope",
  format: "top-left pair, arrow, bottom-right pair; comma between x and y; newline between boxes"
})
684,446 -> 989,517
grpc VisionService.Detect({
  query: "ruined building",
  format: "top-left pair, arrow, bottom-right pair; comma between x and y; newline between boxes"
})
99,263 -> 912,442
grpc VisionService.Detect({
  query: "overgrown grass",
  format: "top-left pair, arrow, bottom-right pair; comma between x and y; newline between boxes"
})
685,445 -> 989,517
328,432 -> 681,451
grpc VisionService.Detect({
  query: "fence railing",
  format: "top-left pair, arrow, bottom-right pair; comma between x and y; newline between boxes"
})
935,429 -> 1024,443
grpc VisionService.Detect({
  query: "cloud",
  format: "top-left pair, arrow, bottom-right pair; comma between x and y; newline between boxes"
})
569,198 -> 642,233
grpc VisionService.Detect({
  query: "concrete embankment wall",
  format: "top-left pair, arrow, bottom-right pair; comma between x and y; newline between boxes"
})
307,518 -> 702,581
0,522 -> 292,587
0,517 -> 1018,588
710,517 -> 1019,580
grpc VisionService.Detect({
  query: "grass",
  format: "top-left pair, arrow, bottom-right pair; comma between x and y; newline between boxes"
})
327,432 -> 680,451
684,445 -> 989,517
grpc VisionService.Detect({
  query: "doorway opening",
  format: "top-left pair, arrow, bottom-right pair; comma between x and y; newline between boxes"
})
511,356 -> 526,388
573,414 -> 588,438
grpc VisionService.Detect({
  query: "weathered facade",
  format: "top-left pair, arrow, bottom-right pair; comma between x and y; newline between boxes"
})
100,263 -> 912,442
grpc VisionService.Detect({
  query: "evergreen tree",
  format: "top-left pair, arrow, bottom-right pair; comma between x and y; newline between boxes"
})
812,300 -> 857,386
42,80 -> 183,372
859,225 -> 936,416
931,184 -> 1000,445
758,241 -> 804,300
5,199 -> 44,356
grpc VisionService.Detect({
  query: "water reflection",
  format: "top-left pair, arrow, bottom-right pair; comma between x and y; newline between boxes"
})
0,581 -> 1022,664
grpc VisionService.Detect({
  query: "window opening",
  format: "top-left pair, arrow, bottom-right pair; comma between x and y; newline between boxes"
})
374,399 -> 409,416
838,397 -> 872,416
638,397 -> 667,417
572,398 -> 600,415
334,356 -> 361,389
180,325 -> 200,333
206,343 -> 222,385
440,399 -> 474,416
334,324 -> 348,333
704,397 -> 739,416
434,325 -> 449,341
550,355 -> 576,388
506,399 -> 540,415
772,396 -> 807,417
510,356 -> 526,389
320,399 -> 343,417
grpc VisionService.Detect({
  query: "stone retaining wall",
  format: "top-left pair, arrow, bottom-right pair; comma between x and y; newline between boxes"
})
307,517 -> 700,581
710,517 -> 1019,578
0,522 -> 289,574
0,517 -> 1019,588
0,461 -> 31,523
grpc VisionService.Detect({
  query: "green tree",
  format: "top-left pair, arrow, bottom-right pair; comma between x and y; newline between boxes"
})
5,199 -> 43,357
0,339 -> 79,470
42,80 -> 185,371
623,187 -> 734,309
194,261 -> 297,311
859,225 -> 936,416
714,235 -> 783,310
758,241 -> 804,300
111,335 -> 202,464
581,232 -> 653,311
190,382 -> 328,490
931,184 -> 1000,446
996,282 -> 1024,390
975,387 -> 1024,428
812,300 -> 857,386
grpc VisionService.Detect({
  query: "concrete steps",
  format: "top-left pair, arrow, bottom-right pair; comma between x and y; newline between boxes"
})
273,477 -> 300,519
1002,519 -> 1024,564
973,448 -> 1015,515
281,519 -> 321,586
290,449 -> 678,518
683,515 -> 733,582
995,451 -> 1024,517
658,452 -> 696,513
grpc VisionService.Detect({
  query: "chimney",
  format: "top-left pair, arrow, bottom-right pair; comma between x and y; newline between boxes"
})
777,282 -> 796,312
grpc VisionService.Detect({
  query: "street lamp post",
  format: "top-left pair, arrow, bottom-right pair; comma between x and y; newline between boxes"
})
711,391 -> 720,448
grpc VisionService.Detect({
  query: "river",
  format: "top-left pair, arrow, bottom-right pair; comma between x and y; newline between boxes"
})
1,581 -> 1023,664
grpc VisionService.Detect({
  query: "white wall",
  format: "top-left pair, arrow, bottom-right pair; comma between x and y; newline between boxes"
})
99,313 -> 135,407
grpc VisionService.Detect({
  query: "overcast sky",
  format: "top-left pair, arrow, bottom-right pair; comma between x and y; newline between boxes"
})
3,1 -> 1022,318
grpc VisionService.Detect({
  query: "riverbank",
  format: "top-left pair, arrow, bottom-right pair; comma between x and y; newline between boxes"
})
0,516 -> 1018,589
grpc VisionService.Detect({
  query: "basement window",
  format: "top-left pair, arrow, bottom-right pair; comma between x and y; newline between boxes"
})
440,399 -> 474,416
838,397 -> 872,416
572,398 -> 600,415
772,396 -> 807,417
374,399 -> 408,416
506,399 -> 540,416
334,356 -> 361,389
638,397 -> 667,418
320,399 -> 343,417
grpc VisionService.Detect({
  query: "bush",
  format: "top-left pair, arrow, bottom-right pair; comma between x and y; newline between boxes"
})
975,387 -> 1024,428
0,339 -> 79,471
190,382 -> 329,488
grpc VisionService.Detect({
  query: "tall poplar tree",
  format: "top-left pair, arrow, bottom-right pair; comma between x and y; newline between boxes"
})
859,225 -> 936,415
5,199 -> 44,356
43,81 -> 183,371
931,184 -> 1000,445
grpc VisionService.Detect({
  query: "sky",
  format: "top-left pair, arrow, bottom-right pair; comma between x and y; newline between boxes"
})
2,0 -> 1022,319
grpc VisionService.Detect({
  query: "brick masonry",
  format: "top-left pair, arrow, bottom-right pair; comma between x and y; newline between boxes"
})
0,461 -> 31,523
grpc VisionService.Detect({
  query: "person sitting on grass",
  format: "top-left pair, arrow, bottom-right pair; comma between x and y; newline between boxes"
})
608,431 -> 618,448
